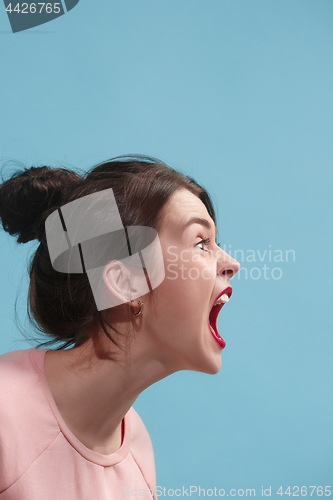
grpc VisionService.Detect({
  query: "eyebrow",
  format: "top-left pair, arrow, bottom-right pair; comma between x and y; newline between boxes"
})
183,217 -> 218,238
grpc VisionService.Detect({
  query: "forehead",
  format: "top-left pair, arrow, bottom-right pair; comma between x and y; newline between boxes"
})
159,188 -> 215,235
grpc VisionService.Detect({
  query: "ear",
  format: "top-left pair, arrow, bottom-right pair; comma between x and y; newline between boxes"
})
102,259 -> 149,305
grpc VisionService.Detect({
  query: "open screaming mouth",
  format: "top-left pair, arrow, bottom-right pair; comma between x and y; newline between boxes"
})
208,287 -> 232,349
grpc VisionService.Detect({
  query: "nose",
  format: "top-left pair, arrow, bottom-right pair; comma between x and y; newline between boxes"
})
216,249 -> 241,280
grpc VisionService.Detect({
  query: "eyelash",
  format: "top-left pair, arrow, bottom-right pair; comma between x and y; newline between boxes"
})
196,238 -> 221,252
196,238 -> 211,252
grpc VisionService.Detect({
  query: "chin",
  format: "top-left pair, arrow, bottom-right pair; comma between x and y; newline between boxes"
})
191,352 -> 222,375
205,356 -> 222,375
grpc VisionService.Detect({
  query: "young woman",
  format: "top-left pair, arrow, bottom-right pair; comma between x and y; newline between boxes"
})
0,156 -> 240,499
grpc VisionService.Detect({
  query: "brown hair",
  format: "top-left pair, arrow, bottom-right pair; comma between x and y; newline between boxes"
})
0,155 -> 216,350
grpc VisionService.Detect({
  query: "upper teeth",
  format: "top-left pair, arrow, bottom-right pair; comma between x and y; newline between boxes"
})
214,293 -> 229,305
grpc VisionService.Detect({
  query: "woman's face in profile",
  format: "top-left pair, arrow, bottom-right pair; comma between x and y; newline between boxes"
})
150,189 -> 241,375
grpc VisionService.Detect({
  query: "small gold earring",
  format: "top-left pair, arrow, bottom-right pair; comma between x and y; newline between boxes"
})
130,300 -> 143,316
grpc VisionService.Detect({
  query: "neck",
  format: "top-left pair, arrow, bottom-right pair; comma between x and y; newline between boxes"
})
44,329 -> 176,455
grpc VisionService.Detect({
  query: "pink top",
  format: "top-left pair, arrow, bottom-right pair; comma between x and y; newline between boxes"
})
0,348 -> 156,499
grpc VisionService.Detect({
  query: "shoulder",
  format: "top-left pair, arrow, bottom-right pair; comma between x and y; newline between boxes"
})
0,348 -> 31,378
0,349 -> 59,493
0,349 -> 34,411
0,348 -> 44,413
127,407 -> 156,492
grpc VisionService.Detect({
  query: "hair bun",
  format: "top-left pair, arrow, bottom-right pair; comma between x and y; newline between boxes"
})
0,166 -> 82,243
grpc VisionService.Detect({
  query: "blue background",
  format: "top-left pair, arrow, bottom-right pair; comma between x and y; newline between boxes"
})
0,0 -> 332,497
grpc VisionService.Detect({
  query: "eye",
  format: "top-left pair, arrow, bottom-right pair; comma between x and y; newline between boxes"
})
196,238 -> 210,252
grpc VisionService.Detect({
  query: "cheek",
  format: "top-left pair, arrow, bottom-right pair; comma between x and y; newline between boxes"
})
163,260 -> 214,314
188,254 -> 216,287
161,247 -> 216,314
166,249 -> 215,284
162,262 -> 188,307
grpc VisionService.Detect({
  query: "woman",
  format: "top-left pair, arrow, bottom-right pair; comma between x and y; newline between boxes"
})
0,156 -> 240,499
